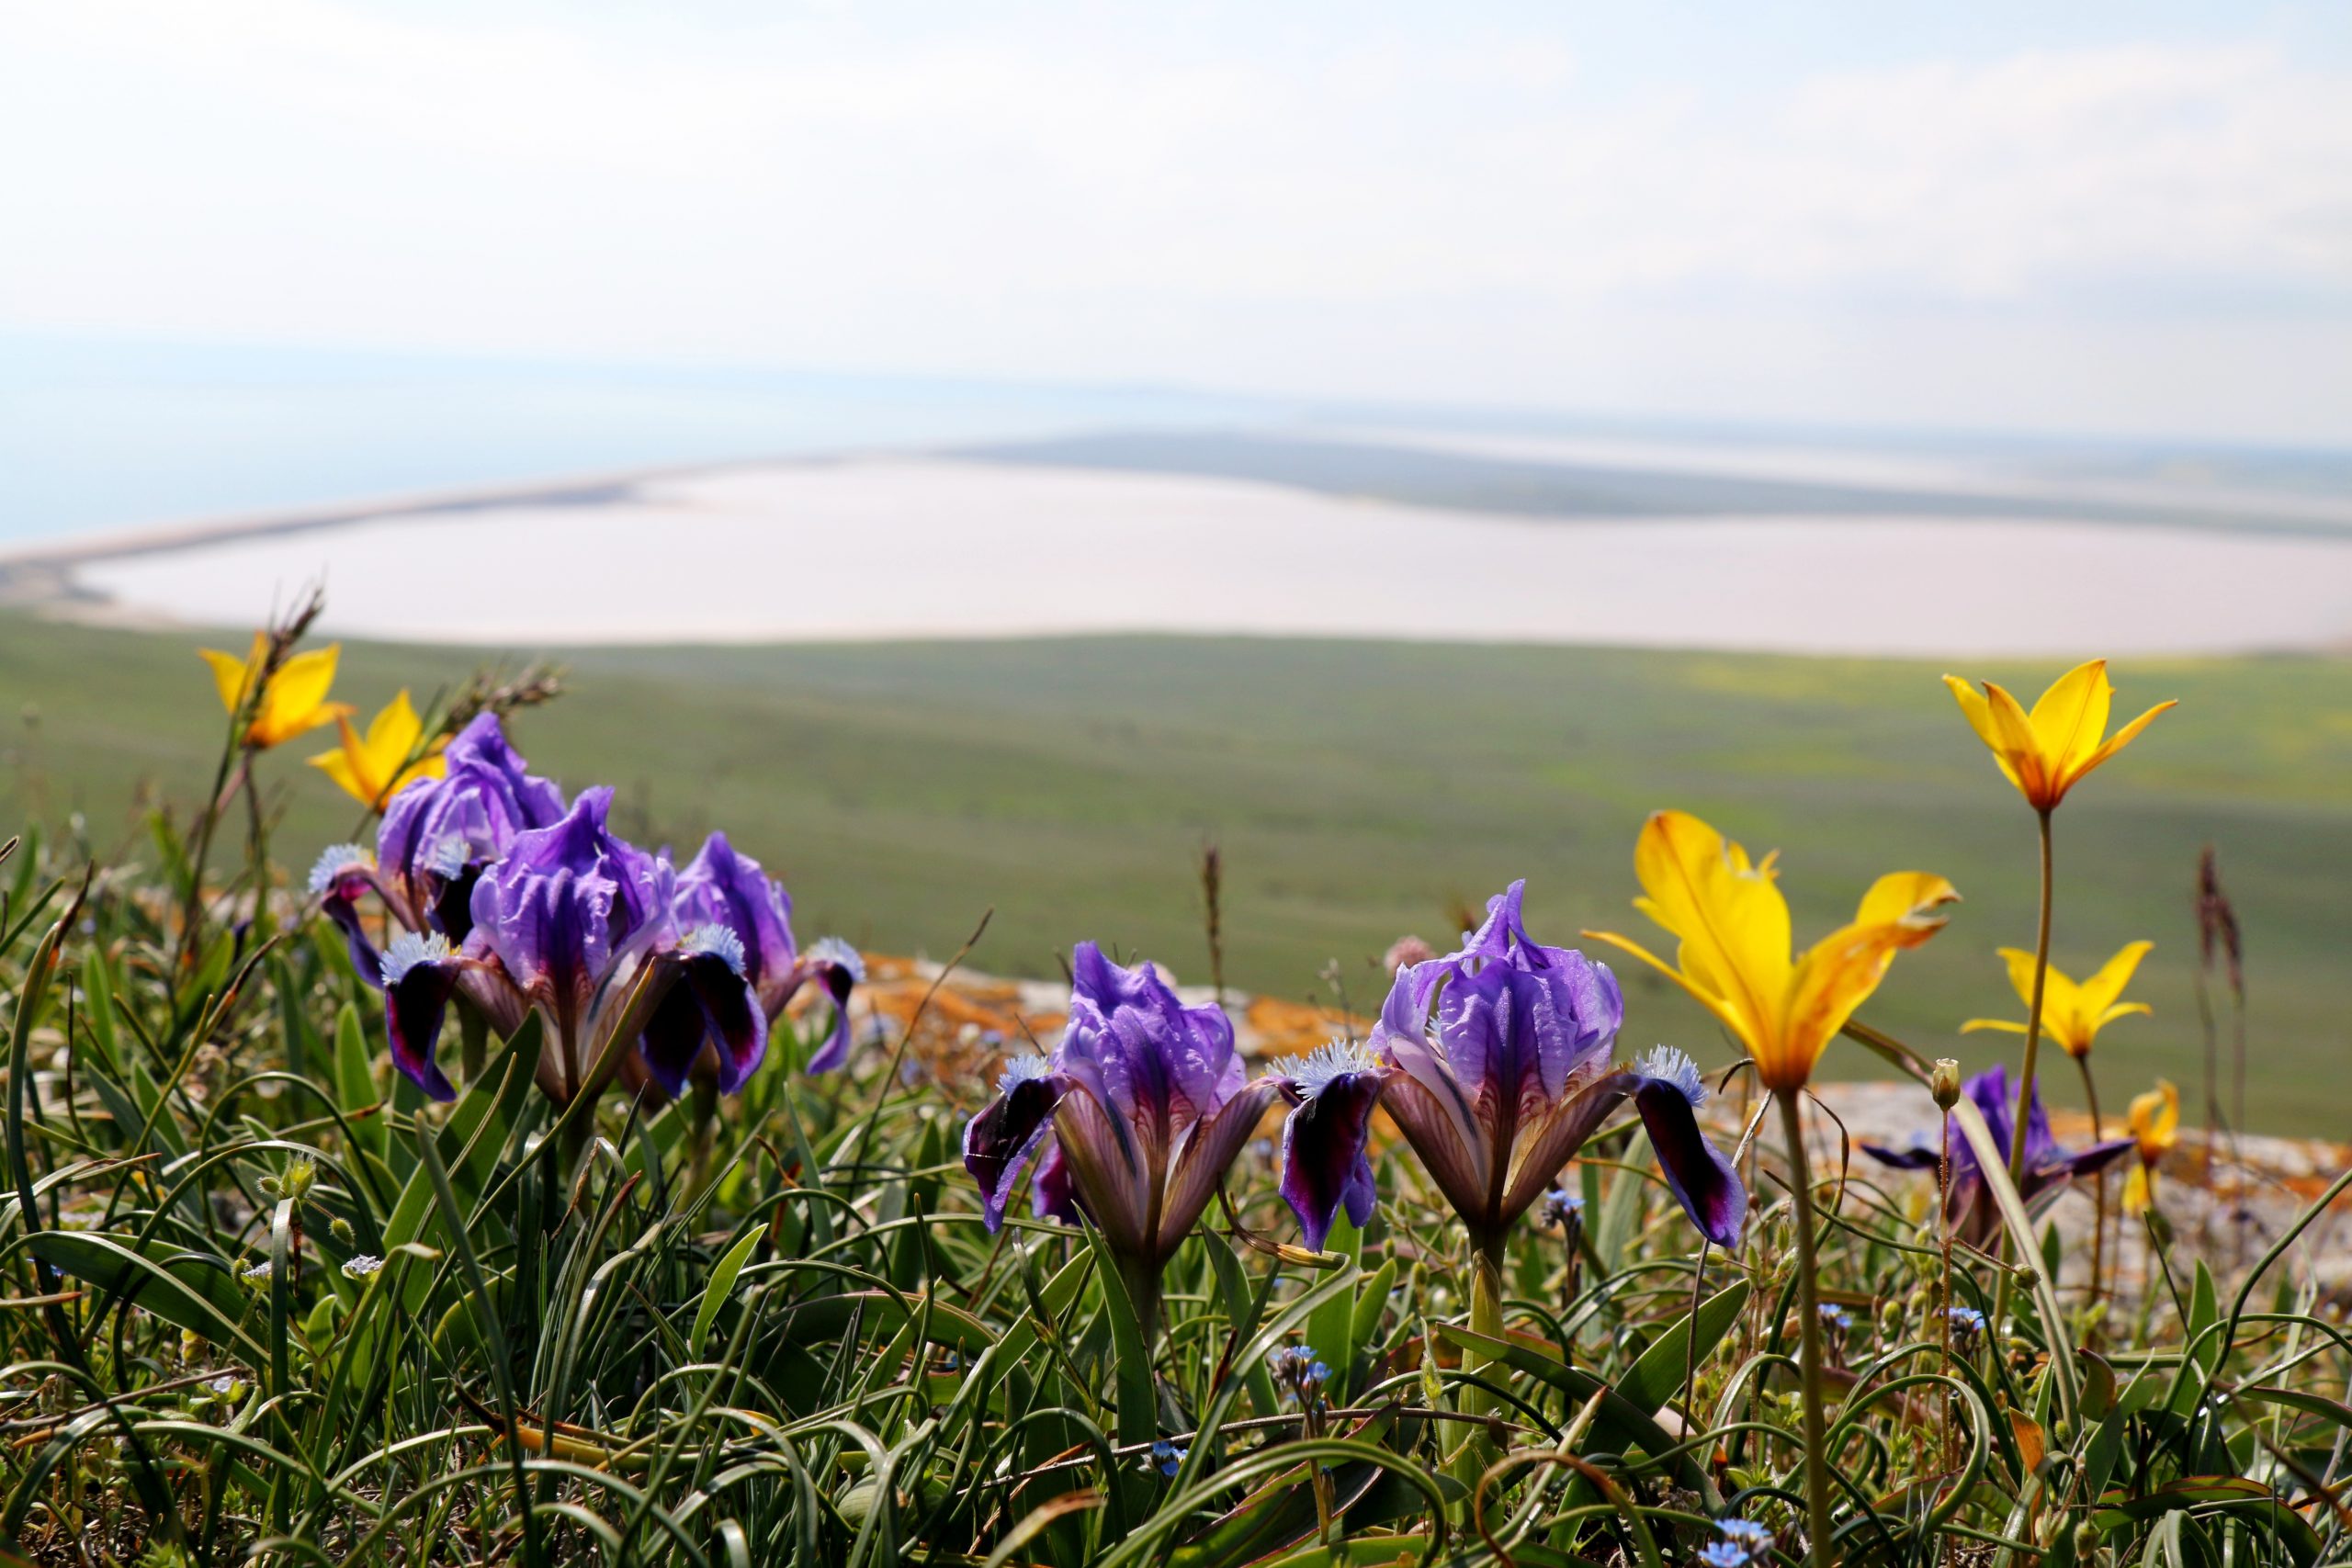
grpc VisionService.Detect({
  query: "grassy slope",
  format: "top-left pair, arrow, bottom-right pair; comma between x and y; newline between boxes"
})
6,612 -> 2347,1133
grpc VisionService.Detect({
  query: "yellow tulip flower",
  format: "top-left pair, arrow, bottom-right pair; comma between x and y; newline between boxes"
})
1942,660 -> 2175,814
198,634 -> 353,750
1584,810 -> 1959,1093
2122,1078 -> 2178,1215
1962,941 -> 2152,1060
308,690 -> 448,808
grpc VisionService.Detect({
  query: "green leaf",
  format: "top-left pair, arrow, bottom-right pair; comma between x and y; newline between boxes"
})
1432,1323 -> 1714,1502
1086,1225 -> 1159,1528
382,1015 -> 541,1313
1595,1127 -> 1650,1270
76,951 -> 121,1077
2238,1384 -> 2352,1430
29,1232 -> 267,1365
1347,1255 -> 1397,1391
1304,1208 -> 1362,1395
2169,1261 -> 2222,1416
689,1222 -> 767,1351
1615,1278 -> 1751,1416
2093,1477 -> 2320,1564
1950,1094 -> 2078,1427
333,999 -> 388,1167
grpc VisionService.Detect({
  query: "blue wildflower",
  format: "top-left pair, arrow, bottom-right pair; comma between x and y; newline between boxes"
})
1710,1517 -> 1775,1565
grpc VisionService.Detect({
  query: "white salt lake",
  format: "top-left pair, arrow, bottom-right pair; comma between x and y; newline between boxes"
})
57,457 -> 2352,656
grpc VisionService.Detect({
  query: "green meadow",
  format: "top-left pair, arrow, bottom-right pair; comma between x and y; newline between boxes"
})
6,611 -> 2346,1134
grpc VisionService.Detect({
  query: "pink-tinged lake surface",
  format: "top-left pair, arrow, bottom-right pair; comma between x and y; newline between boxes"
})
62,457 -> 2352,655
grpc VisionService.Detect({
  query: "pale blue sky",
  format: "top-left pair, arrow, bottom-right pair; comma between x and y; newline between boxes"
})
3,1 -> 2346,444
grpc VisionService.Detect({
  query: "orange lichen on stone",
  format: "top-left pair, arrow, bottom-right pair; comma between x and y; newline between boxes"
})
1241,995 -> 1370,1061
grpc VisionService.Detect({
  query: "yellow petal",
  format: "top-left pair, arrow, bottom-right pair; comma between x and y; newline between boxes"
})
357,690 -> 425,779
2129,1078 -> 2179,1151
2066,699 -> 2178,792
1628,810 -> 1792,1037
1854,871 -> 1962,940
2028,660 -> 2111,781
1779,925 -> 1906,1089
258,644 -> 342,733
198,633 -> 268,716
1995,947 -> 2040,1009
2122,1163 -> 2154,1216
2095,1001 -> 2152,1032
1984,681 -> 2053,806
1996,946 -> 2082,1042
1777,871 -> 1957,1090
1943,673 -> 2003,750
2077,941 -> 2153,1016
307,739 -> 371,806
1944,674 -> 2027,794
1581,927 -> 1763,1058
1960,1018 -> 2029,1035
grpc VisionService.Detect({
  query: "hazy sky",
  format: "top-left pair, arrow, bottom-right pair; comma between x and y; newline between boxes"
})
5,1 -> 2348,445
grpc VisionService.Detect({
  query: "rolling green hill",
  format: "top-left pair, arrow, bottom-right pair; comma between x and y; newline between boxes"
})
6,611 -> 2346,1133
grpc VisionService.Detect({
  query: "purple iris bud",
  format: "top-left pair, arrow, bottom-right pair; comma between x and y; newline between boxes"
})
1273,1040 -> 1384,1252
308,843 -> 385,981
637,921 -> 772,1097
1279,882 -> 1748,1254
961,942 -> 1282,1334
673,832 -> 798,1013
795,936 -> 864,1074
380,931 -> 464,1101
668,831 -> 861,1075
962,1054 -> 1062,1228
1626,1046 -> 1748,1249
377,714 -> 566,941
1861,1062 -> 2134,1247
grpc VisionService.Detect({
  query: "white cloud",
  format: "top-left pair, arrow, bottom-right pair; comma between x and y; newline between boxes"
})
0,0 -> 2346,440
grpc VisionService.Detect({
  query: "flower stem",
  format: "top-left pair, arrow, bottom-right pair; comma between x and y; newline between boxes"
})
1450,1230 -> 1510,1496
2074,1049 -> 2107,1317
2007,808 -> 2056,1184
1117,1253 -> 1163,1355
1938,1111 -> 1956,1472
1778,1089 -> 1838,1568
1460,1230 -> 1508,1422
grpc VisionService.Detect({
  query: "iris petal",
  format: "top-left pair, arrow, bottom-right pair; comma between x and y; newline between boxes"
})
1632,1072 -> 1747,1247
802,953 -> 858,1074
962,1072 -> 1065,1231
1162,1078 -> 1283,1258
1276,1067 -> 1385,1252
382,942 -> 463,1102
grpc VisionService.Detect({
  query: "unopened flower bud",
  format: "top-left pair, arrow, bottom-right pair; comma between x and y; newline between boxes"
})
1929,1058 -> 1962,1110
277,1158 -> 317,1207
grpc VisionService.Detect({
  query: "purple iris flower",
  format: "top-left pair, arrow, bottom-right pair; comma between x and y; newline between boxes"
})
1275,882 -> 1748,1255
1861,1061 -> 2132,1246
669,832 -> 863,1074
376,714 -> 567,942
961,942 -> 1283,1337
311,716 -> 567,987
381,788 -> 763,1104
